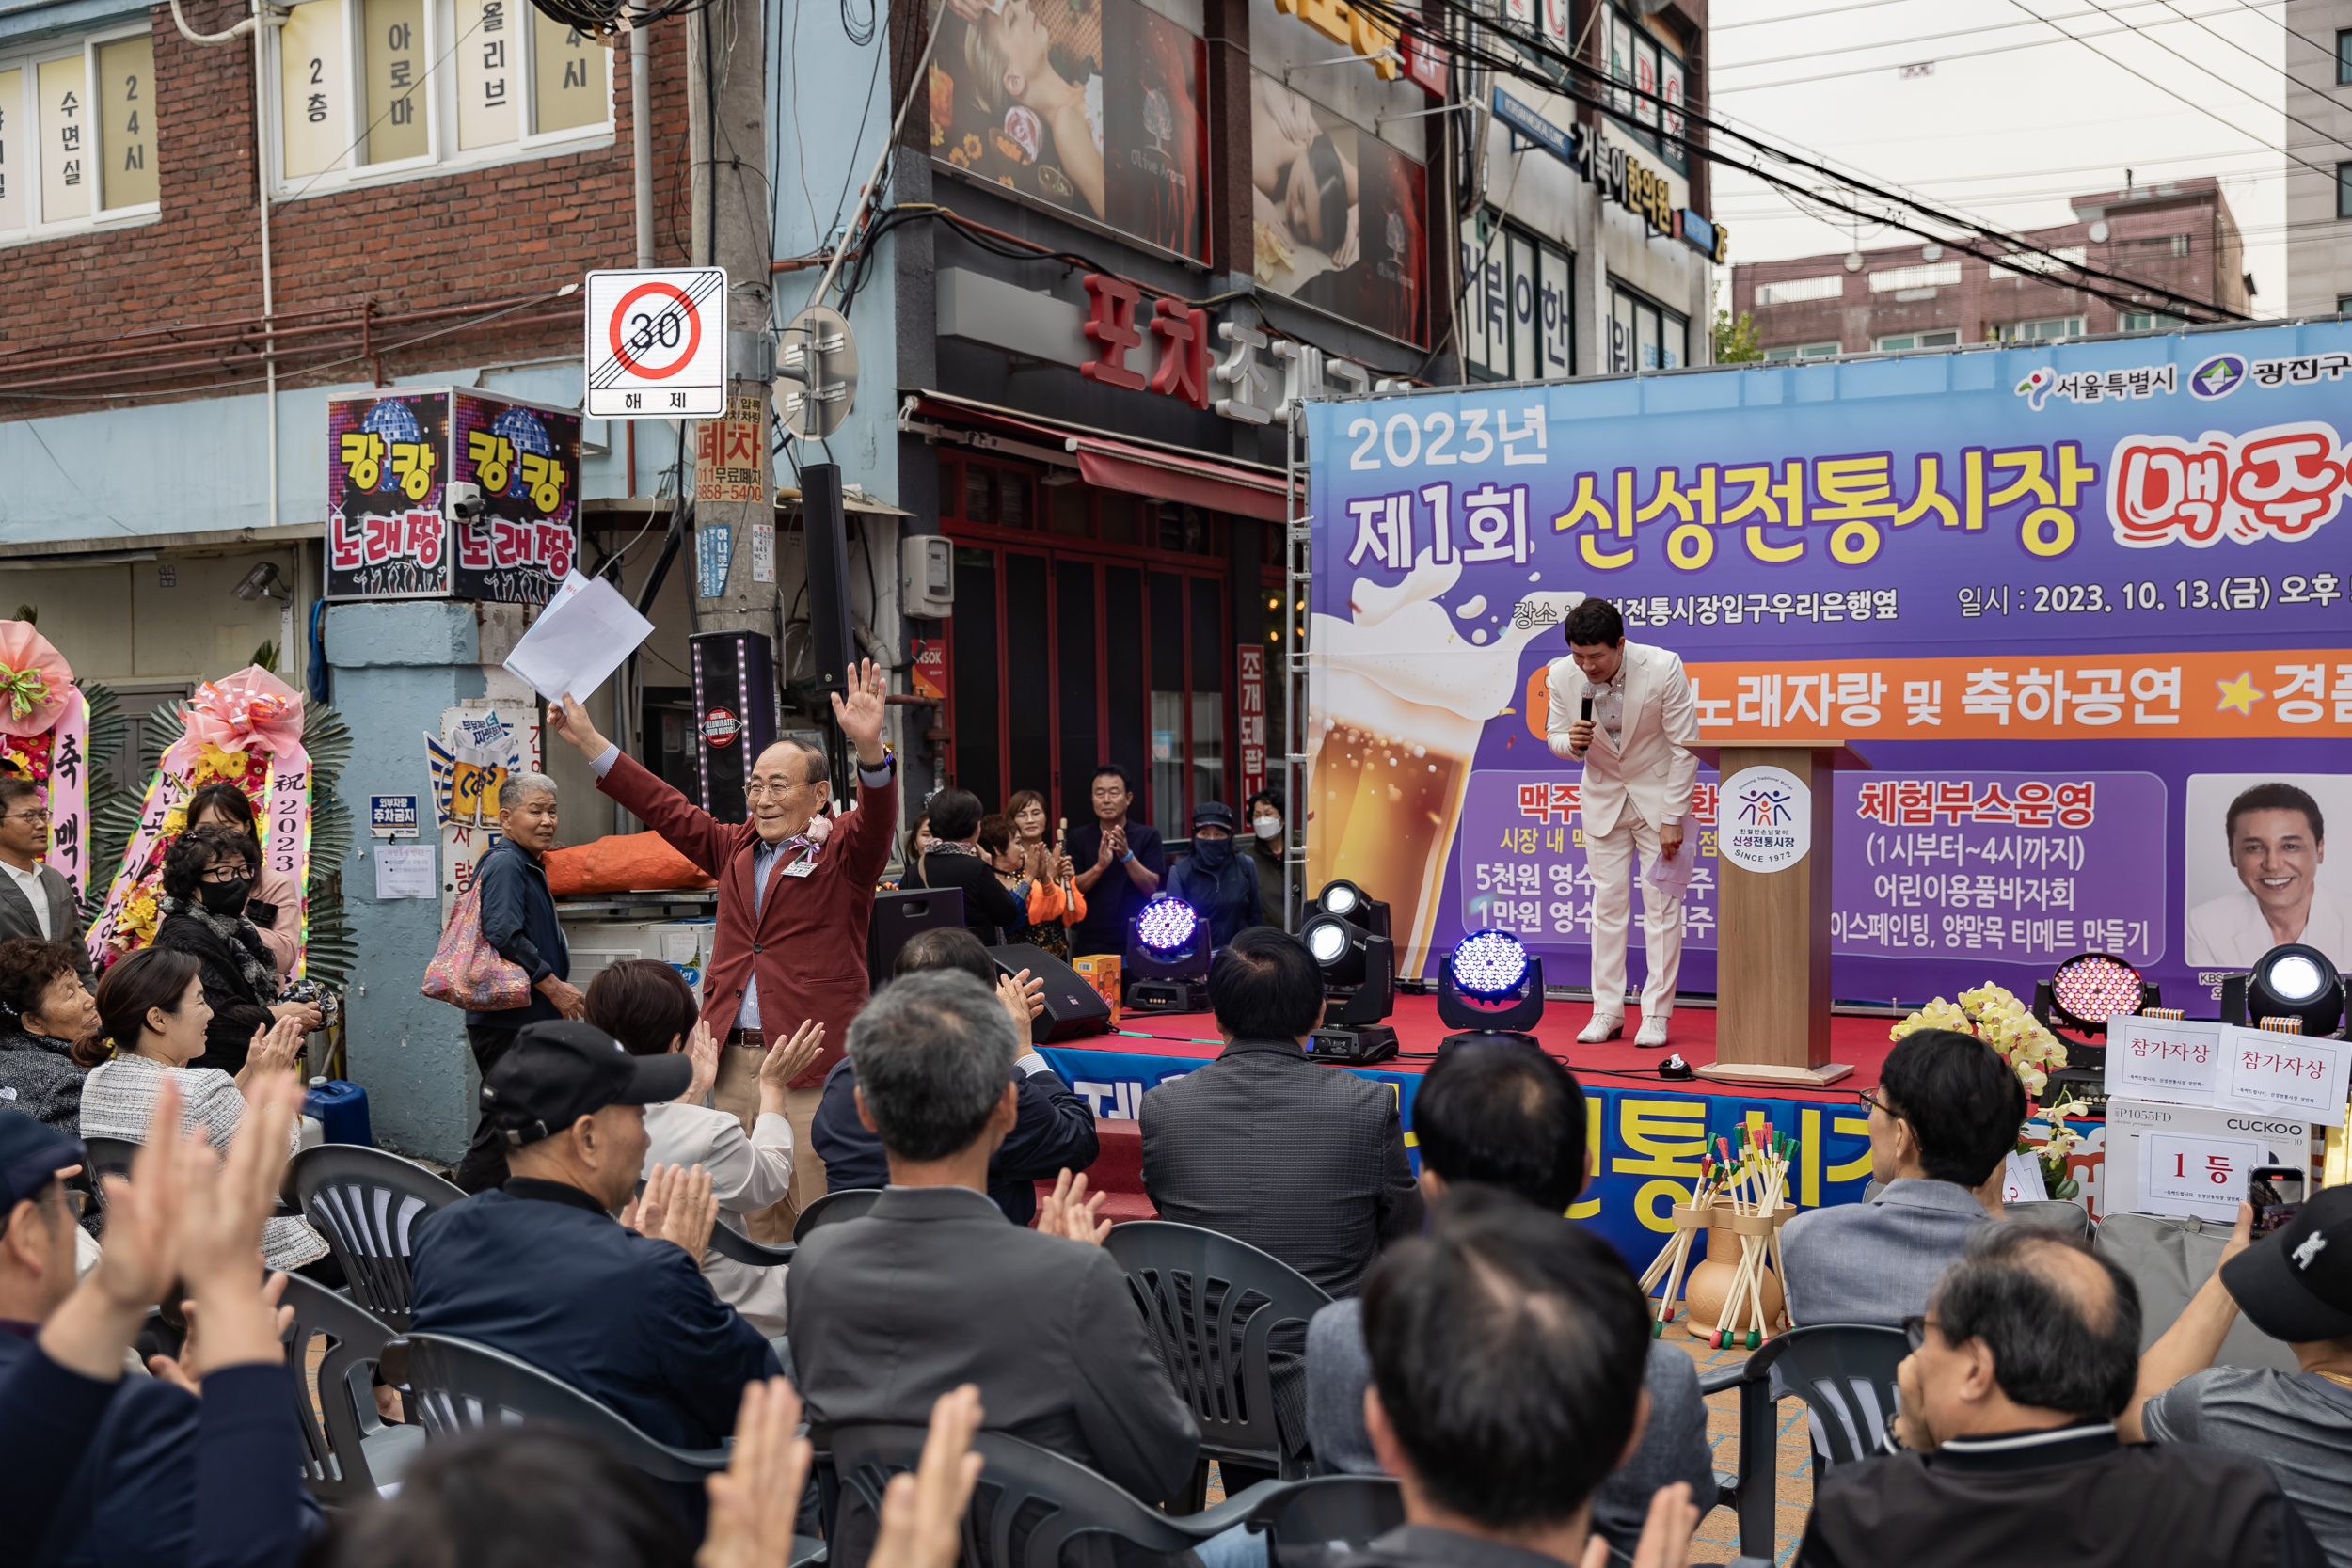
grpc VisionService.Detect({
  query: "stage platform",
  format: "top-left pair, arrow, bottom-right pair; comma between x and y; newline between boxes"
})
1035,994 -> 2105,1272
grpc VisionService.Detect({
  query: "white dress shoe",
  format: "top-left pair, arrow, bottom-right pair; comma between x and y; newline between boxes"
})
1577,1015 -> 1624,1044
1635,1016 -> 1672,1048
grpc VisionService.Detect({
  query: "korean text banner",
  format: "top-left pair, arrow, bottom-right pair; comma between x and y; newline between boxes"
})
1302,324 -> 2352,1005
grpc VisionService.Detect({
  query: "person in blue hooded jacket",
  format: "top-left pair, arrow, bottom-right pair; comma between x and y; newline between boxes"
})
1165,802 -> 1262,952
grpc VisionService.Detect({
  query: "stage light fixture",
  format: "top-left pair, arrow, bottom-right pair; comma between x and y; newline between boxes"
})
1125,895 -> 1210,1013
1437,928 -> 1546,1042
1318,880 -> 1364,917
2227,944 -> 2344,1037
2033,952 -> 2160,1093
1316,879 -> 1394,945
1303,911 -> 1398,1065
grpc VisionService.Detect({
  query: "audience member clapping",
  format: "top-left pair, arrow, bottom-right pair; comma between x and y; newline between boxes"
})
0,1070 -> 315,1568
787,969 -> 1197,1568
588,958 -> 822,1338
1343,1189 -> 1698,1568
406,1018 -> 779,1524
1798,1223 -> 2324,1568
150,823 -> 322,1076
2122,1189 -> 2352,1564
1778,1027 -> 2024,1327
810,927 -> 1094,1226
1302,1036 -> 1715,1562
0,936 -> 102,1133
77,945 -> 331,1277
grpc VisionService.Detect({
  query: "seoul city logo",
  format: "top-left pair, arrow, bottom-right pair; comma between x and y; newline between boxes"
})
1736,786 -> 1793,829
2189,354 -> 2248,401
2015,367 -> 2059,411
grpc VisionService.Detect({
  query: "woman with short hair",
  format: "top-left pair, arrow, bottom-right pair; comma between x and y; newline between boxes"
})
586,959 -> 821,1338
0,936 -> 101,1132
151,824 -> 318,1077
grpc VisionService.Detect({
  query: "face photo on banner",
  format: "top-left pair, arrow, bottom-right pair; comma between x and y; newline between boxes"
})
1248,71 -> 1426,344
2182,772 -> 2351,974
930,0 -> 1205,260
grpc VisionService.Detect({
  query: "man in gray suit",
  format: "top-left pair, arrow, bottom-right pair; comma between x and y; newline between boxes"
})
787,970 -> 1199,1568
1780,1027 -> 2026,1327
0,777 -> 88,986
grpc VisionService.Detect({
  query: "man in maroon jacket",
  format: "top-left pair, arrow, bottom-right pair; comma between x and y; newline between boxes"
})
548,659 -> 898,1238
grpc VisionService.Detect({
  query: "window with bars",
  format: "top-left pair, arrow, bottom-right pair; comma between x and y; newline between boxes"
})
0,26 -> 158,244
269,0 -> 609,195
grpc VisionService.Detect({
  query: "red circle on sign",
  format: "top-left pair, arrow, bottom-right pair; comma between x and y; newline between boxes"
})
608,282 -> 704,381
701,707 -> 741,748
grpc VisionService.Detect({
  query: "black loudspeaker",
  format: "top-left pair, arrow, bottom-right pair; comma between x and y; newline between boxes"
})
801,463 -> 856,704
689,629 -> 778,821
868,887 -> 967,987
988,945 -> 1114,1044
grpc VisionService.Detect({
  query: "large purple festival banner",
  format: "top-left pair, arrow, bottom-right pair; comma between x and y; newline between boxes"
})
1302,324 -> 2352,1008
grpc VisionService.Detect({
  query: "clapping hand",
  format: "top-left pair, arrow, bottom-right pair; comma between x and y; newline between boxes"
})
633,1163 -> 718,1266
39,1082 -> 190,1381
679,1021 -> 722,1105
759,1019 -> 826,1094
870,1386 -> 987,1568
167,1071 -> 304,1381
241,1013 -> 308,1092
1580,1482 -> 1695,1568
995,970 -> 1045,1040
1037,1169 -> 1110,1247
150,1272 -> 296,1393
831,657 -> 891,766
700,1377 -> 814,1568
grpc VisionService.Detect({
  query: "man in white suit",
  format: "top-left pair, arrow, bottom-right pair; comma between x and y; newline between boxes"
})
1545,599 -> 1699,1048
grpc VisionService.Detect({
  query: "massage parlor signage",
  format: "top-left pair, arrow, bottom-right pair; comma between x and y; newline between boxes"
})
1303,321 -> 2352,1004
326,388 -> 581,605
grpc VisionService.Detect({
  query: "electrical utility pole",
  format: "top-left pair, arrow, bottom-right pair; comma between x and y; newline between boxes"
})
686,0 -> 779,651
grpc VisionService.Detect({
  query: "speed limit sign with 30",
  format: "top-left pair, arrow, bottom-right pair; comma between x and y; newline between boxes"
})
584,267 -> 729,419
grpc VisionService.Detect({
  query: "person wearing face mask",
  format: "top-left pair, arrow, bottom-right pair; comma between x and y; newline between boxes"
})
181,782 -> 304,979
148,826 -> 320,1078
1244,789 -> 1300,932
1166,802 -> 1262,952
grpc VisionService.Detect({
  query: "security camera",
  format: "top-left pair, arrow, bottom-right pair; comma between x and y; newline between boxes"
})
444,482 -> 488,524
231,561 -> 289,603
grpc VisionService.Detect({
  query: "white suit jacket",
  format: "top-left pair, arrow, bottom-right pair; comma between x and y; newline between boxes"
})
1545,641 -> 1701,838
2185,885 -> 2351,970
642,1098 -> 795,1338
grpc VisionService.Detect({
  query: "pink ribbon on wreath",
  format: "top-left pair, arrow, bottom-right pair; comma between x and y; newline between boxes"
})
0,623 -> 74,737
162,667 -> 306,771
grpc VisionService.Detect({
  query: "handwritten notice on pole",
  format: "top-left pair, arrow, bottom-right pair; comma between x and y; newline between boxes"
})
2106,1013 -> 2226,1105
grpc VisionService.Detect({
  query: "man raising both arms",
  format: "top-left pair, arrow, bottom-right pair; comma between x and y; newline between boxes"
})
549,660 -> 898,1237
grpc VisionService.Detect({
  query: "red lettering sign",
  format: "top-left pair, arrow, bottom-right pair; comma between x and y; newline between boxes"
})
1149,299 -> 1209,409
1079,274 -> 1148,391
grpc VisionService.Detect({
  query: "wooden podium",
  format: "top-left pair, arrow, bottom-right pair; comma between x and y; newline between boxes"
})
1687,740 -> 1872,1088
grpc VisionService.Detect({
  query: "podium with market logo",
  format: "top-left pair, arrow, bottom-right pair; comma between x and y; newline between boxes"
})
1692,739 -> 1873,1089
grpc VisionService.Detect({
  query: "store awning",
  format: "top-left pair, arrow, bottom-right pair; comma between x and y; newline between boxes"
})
905,391 -> 1298,523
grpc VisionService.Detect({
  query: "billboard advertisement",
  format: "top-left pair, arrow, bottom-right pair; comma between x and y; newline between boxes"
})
930,0 -> 1206,261
327,388 -> 580,605
1249,71 -> 1427,346
1302,324 -> 2352,1007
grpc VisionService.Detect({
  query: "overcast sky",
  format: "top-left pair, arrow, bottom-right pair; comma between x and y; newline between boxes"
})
1705,0 -> 2310,312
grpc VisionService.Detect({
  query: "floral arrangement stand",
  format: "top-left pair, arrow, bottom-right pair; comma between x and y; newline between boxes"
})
1892,981 -> 2087,1202
0,623 -> 93,903
86,668 -> 314,976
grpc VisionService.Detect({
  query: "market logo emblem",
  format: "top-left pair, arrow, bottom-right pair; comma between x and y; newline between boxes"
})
701,707 -> 742,748
2190,354 -> 2247,401
1717,765 -> 1811,874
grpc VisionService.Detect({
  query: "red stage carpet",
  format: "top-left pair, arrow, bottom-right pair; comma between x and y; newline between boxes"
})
1098,993 -> 1899,1100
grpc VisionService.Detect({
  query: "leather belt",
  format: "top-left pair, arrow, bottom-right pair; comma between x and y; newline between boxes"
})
723,1029 -> 767,1048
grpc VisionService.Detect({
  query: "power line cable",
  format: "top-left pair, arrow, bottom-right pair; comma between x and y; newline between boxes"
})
1714,0 -> 2248,71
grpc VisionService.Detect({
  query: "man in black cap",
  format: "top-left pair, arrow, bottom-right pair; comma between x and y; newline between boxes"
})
410,1020 -> 781,1476
2123,1190 -> 2352,1565
1164,801 -> 1263,952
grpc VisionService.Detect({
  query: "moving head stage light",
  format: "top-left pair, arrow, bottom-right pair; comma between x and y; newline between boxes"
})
2222,944 -> 2345,1037
1438,928 -> 1546,1046
1303,910 -> 1397,1065
1125,895 -> 1210,1013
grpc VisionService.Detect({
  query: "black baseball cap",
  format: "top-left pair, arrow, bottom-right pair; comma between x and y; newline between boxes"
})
1192,801 -> 1236,833
2222,1183 -> 2352,1343
479,1020 -> 691,1147
0,1112 -> 85,1212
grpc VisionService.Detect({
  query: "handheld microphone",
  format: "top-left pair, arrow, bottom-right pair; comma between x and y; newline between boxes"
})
1580,689 -> 1595,722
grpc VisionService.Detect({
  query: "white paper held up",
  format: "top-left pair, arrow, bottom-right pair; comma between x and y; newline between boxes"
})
502,571 -> 657,705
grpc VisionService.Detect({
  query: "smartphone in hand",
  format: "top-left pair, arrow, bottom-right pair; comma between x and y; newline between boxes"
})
2249,1165 -> 2308,1238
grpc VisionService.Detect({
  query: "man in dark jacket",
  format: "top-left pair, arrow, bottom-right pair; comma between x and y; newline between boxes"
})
810,927 -> 1096,1224
411,1020 -> 778,1526
452,772 -> 582,1193
0,777 -> 89,987
789,971 -> 1197,1568
1165,802 -> 1262,951
1067,766 -> 1165,958
1796,1225 -> 2325,1568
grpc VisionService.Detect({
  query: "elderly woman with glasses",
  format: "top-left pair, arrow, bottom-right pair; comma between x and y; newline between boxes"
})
151,824 -> 323,1078
453,770 -> 581,1194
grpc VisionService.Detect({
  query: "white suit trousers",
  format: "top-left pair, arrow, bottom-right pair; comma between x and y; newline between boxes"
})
1582,813 -> 1684,1020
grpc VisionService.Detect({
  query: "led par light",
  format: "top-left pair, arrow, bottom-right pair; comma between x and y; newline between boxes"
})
1438,928 -> 1546,1043
1125,895 -> 1210,1013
